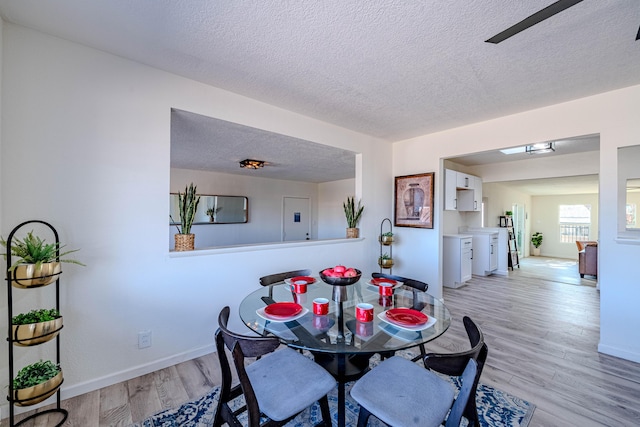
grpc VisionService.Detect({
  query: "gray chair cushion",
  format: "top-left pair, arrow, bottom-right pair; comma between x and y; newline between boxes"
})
350,356 -> 455,427
246,347 -> 336,421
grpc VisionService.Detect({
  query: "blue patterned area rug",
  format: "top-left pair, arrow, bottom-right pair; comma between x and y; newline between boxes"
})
130,374 -> 535,427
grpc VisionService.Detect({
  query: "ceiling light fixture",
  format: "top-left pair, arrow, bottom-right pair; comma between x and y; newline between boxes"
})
239,159 -> 265,169
525,142 -> 555,154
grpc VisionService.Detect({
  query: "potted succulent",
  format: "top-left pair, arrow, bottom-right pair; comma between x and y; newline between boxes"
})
343,197 -> 364,238
12,308 -> 63,346
378,253 -> 394,269
379,231 -> 394,245
12,360 -> 63,407
531,232 -> 543,256
171,183 -> 200,251
1,231 -> 84,288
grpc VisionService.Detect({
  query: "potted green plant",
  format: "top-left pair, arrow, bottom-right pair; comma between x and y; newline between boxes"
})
379,231 -> 394,245
12,360 -> 63,407
505,211 -> 513,217
378,253 -> 394,269
343,197 -> 364,238
1,231 -> 84,288
12,308 -> 63,346
531,232 -> 543,256
171,183 -> 201,251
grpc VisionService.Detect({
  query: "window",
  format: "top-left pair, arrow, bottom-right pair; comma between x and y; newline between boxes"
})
559,204 -> 591,243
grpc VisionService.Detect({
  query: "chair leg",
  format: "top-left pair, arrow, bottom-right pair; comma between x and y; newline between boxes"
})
356,405 -> 372,427
317,395 -> 332,427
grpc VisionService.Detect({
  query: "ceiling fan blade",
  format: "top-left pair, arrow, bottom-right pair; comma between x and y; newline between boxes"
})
636,24 -> 640,40
485,0 -> 584,44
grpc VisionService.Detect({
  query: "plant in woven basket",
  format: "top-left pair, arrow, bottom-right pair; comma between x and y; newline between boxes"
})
13,360 -> 61,390
343,197 -> 364,228
171,183 -> 201,234
1,231 -> 85,272
13,308 -> 61,325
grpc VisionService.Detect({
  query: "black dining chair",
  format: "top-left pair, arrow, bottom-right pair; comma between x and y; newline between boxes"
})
214,306 -> 335,427
351,356 -> 478,427
371,272 -> 429,292
259,269 -> 312,287
423,316 -> 488,427
372,272 -> 430,363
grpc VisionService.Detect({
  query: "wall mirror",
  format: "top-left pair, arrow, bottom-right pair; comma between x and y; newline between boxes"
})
618,145 -> 640,235
170,194 -> 248,224
625,178 -> 640,230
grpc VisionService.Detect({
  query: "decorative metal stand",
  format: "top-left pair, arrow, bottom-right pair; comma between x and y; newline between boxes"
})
5,220 -> 68,427
379,218 -> 394,273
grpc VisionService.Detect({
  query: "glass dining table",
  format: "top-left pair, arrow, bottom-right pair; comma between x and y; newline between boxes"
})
238,275 -> 452,427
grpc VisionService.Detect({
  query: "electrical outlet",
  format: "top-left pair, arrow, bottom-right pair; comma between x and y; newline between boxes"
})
138,330 -> 152,349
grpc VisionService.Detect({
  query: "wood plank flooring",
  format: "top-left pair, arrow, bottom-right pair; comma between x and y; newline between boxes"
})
4,257 -> 640,426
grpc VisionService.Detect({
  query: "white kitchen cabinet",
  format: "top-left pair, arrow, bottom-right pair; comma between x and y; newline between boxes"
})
471,232 -> 498,276
472,176 -> 482,212
444,169 -> 482,212
443,234 -> 473,288
444,169 -> 458,210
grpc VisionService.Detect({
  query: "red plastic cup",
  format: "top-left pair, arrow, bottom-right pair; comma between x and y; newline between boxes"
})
292,280 -> 307,293
313,298 -> 329,315
356,303 -> 374,322
379,283 -> 394,296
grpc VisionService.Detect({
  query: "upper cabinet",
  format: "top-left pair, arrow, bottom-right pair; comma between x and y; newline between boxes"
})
444,169 -> 482,212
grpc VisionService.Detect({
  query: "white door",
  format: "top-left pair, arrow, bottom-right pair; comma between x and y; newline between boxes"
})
283,197 -> 311,241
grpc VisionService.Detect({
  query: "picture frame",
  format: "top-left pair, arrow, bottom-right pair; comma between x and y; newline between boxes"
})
394,172 -> 435,229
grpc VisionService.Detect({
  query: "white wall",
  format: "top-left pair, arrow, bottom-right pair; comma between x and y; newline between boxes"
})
170,168 -> 331,247
0,23 -> 393,412
531,194 -> 599,259
318,178 -> 355,239
394,84 -> 640,363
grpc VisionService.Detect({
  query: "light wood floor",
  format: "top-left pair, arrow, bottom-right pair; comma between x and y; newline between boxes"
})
5,257 -> 640,426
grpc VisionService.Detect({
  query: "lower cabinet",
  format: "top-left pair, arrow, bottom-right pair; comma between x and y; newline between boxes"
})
472,232 -> 499,276
443,235 -> 473,288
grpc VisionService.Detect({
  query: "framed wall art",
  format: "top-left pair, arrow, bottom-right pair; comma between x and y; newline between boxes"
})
394,172 -> 434,229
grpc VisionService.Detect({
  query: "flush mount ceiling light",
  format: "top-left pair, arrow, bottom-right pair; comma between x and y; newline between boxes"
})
525,142 -> 555,154
239,159 -> 265,169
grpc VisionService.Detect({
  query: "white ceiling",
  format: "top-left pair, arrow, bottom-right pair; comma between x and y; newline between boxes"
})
1,1 -> 631,190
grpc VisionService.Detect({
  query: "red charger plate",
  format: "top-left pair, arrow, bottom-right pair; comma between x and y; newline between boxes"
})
371,278 -> 397,286
291,276 -> 316,284
385,308 -> 428,326
264,302 -> 303,319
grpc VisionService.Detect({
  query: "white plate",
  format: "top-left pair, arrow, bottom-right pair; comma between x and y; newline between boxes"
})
256,306 -> 309,323
365,279 -> 403,289
377,310 -> 437,332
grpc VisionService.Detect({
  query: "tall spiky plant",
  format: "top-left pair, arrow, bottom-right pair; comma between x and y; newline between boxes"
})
174,183 -> 200,235
343,197 -> 364,228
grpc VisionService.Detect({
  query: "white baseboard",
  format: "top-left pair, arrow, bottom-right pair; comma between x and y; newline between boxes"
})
1,344 -> 216,420
598,343 -> 640,364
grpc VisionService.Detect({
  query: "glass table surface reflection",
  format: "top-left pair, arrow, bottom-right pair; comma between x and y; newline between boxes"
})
239,278 -> 451,355
239,277 -> 451,427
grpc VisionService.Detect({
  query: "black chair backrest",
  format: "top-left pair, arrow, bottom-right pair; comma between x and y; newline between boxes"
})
216,306 -> 280,357
424,316 -> 488,427
259,269 -> 311,287
445,359 -> 478,427
372,272 -> 429,292
215,306 -> 281,427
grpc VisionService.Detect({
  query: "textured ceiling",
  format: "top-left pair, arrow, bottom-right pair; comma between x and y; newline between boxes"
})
1,1 -> 635,189
1,0 -> 639,141
171,109 -> 355,183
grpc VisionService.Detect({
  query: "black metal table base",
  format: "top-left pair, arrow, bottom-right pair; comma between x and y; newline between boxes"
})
312,352 -> 372,427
